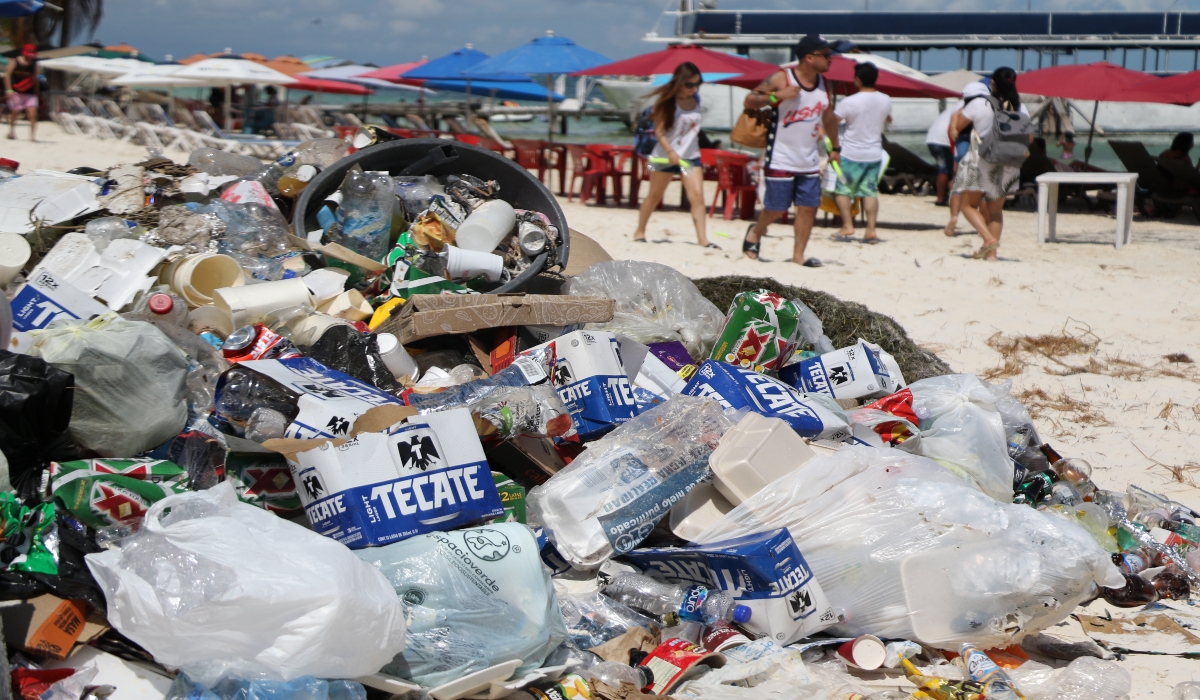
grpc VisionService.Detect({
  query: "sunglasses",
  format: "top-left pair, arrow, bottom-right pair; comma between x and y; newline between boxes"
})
812,51 -> 832,59
683,80 -> 702,89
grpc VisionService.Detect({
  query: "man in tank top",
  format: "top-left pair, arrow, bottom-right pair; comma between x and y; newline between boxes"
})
741,34 -> 840,268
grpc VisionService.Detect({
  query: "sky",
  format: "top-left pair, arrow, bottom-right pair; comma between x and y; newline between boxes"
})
99,0 -> 1193,65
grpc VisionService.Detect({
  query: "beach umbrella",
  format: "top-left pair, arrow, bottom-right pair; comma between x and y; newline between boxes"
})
109,64 -> 202,87
40,55 -> 148,77
174,58 -> 296,130
925,69 -> 985,93
1017,62 -> 1162,162
303,65 -> 432,94
465,32 -> 612,142
358,60 -> 426,86
1118,71 -> 1200,106
717,57 -> 958,99
0,0 -> 43,17
288,77 -> 373,95
573,44 -> 779,79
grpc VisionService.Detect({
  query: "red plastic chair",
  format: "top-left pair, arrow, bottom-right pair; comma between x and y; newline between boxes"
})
452,133 -> 482,146
586,144 -> 626,205
710,152 -> 758,221
510,138 -> 548,184
565,144 -> 609,203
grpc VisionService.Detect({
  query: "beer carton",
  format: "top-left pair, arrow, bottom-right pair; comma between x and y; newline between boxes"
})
780,339 -> 906,401
525,329 -> 638,440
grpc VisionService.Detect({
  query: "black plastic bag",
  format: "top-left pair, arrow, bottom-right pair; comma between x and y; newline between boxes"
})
307,325 -> 400,392
0,350 -> 76,499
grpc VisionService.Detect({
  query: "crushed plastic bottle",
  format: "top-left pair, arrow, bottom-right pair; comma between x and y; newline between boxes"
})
603,572 -> 752,626
583,661 -> 653,692
1055,657 -> 1131,700
187,147 -> 267,178
332,165 -> 396,261
245,407 -> 289,443
123,292 -> 228,415
85,216 -> 139,252
288,137 -> 350,168
1174,681 -> 1200,700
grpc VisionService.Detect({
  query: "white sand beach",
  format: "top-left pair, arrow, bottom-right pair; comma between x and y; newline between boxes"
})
17,121 -> 1200,693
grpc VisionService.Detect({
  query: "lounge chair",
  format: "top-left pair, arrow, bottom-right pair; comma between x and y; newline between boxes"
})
192,110 -> 298,158
880,140 -> 936,195
1110,140 -> 1200,219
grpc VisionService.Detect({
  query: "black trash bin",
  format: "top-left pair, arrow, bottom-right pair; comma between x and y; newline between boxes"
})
293,139 -> 570,293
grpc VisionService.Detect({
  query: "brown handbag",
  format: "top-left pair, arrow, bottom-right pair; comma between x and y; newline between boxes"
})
731,107 -> 770,149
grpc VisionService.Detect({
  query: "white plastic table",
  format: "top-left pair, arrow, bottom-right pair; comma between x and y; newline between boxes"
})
1036,172 -> 1139,248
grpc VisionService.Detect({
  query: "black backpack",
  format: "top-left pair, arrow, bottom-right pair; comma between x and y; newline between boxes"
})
633,106 -> 656,156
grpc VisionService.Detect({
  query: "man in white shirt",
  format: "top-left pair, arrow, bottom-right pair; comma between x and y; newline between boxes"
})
831,62 -> 891,242
926,99 -> 963,206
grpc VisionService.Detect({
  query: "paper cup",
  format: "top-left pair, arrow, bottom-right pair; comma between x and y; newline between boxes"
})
164,253 -> 244,307
0,233 -> 30,287
317,289 -> 373,321
454,199 -> 516,253
444,245 -> 503,283
290,313 -> 353,347
837,635 -> 886,671
186,306 -> 234,339
214,278 -> 312,327
377,332 -> 419,381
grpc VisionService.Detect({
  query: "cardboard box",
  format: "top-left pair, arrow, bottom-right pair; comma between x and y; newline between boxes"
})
525,329 -> 638,440
779,339 -> 905,401
0,594 -> 109,659
264,407 -> 504,548
377,293 -> 614,344
10,269 -> 110,353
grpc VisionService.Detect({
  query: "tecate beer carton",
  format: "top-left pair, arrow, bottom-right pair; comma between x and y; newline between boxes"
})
525,329 -> 637,440
780,339 -> 906,401
625,529 -> 836,644
682,360 -> 851,441
287,408 -> 504,548
10,269 -> 108,352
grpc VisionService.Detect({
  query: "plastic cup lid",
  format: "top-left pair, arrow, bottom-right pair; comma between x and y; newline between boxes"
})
733,605 -> 752,624
376,332 -> 399,355
147,293 -> 174,315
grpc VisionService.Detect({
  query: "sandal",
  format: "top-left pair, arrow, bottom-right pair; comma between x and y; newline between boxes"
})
801,257 -> 823,268
829,234 -> 855,243
971,242 -> 999,259
705,242 -> 721,249
862,237 -> 884,245
742,224 -> 761,259
632,235 -> 647,243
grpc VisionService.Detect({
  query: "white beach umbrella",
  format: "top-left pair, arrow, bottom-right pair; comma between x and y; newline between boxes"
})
110,64 -> 209,88
174,58 -> 296,130
40,56 -> 149,77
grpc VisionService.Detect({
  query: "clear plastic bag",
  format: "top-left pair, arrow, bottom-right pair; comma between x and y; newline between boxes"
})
676,645 -> 826,700
565,260 -> 725,359
694,444 -> 1123,650
166,672 -> 367,700
30,314 -> 188,457
355,522 -> 566,688
1055,657 -> 1132,700
85,482 -> 407,685
557,588 -> 660,650
528,395 -> 733,569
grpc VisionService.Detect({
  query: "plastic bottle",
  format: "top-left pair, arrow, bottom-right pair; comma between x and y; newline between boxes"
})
1100,571 -> 1159,607
455,199 -> 517,252
1174,681 -> 1200,700
959,643 -> 1025,700
603,572 -> 751,626
187,147 -> 267,178
277,164 -> 318,198
214,364 -> 301,426
124,292 -> 229,414
84,216 -> 138,252
245,407 -> 289,443
289,137 -> 349,168
583,661 -> 652,692
1112,549 -> 1149,575
332,165 -> 396,261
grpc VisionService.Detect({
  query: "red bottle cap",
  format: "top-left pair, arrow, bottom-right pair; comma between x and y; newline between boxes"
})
147,293 -> 174,315
0,158 -> 18,171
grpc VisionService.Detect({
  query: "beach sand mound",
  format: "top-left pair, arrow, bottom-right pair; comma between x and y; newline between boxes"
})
692,274 -> 953,382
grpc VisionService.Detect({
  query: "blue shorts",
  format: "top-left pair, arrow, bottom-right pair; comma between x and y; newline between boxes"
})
954,140 -> 970,163
928,144 -> 954,175
763,171 -> 822,211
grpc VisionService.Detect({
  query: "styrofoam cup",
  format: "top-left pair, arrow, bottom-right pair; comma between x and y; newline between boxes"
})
165,253 -> 244,307
317,289 -> 372,321
186,305 -> 234,339
444,245 -> 503,282
214,278 -> 313,327
454,199 -> 516,253
837,635 -> 886,670
376,332 -> 419,381
0,232 -> 31,287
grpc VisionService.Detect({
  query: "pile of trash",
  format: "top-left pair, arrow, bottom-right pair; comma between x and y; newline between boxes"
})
0,141 -> 1191,700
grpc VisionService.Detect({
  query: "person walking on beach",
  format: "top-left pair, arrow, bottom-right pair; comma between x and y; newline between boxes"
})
632,62 -> 715,249
741,34 -> 840,267
926,97 -> 963,207
5,44 -> 39,141
831,62 -> 891,243
948,68 -> 1027,261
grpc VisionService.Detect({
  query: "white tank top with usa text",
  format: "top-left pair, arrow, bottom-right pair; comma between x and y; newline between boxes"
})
765,69 -> 830,174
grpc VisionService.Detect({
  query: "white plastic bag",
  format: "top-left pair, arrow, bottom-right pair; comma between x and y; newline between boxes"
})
676,642 -> 825,700
565,260 -> 724,359
30,313 -> 188,456
86,482 -> 407,685
694,444 -> 1123,650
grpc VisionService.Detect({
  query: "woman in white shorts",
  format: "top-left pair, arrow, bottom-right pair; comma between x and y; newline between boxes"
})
949,68 -> 1026,261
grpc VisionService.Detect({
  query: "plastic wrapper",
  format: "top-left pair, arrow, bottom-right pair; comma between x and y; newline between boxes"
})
46,458 -> 189,530
306,325 -> 401,393
85,482 -> 407,686
1056,657 -> 1132,700
408,348 -> 575,440
166,673 -> 367,700
565,260 -> 724,359
355,522 -> 567,688
30,314 -> 188,458
528,395 -> 733,569
0,350 -> 75,497
557,587 -> 660,650
693,444 -> 1124,650
675,644 -> 826,700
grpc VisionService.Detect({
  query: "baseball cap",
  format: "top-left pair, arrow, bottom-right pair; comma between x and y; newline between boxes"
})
796,34 -> 832,58
21,44 -> 36,57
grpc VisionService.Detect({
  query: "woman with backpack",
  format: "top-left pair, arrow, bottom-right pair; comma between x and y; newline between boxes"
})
948,68 -> 1030,261
632,62 -> 715,248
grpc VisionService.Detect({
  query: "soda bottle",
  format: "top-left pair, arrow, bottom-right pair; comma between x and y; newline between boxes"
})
332,165 -> 396,261
214,364 -> 301,426
277,164 -> 318,199
959,643 -> 1025,700
1101,572 -> 1159,607
187,147 -> 267,178
289,137 -> 349,168
603,572 -> 751,626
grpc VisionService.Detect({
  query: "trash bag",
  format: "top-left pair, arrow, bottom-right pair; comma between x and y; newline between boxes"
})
0,350 -> 75,497
355,522 -> 567,688
694,444 -> 1123,650
85,482 -> 407,685
30,314 -> 188,458
166,672 -> 367,700
528,395 -> 733,569
306,325 -> 400,393
565,260 -> 725,359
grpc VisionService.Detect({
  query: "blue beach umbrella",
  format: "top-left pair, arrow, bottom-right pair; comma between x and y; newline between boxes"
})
0,0 -> 43,17
402,47 -> 556,129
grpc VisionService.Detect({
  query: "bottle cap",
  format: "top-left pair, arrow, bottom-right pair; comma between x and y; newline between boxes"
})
732,605 -> 752,623
223,325 -> 257,353
147,293 -> 174,315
